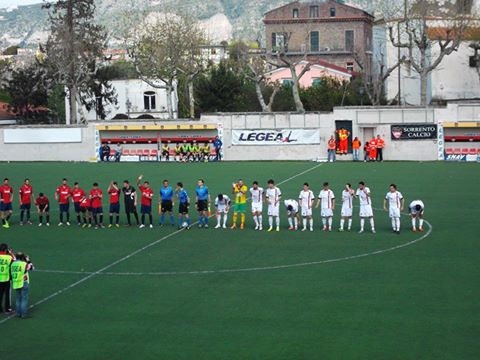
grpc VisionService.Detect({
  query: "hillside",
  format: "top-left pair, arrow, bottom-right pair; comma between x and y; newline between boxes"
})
0,0 -> 380,49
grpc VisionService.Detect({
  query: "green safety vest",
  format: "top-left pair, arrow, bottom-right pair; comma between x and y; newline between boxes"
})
194,145 -> 200,152
203,146 -> 210,154
181,145 -> 189,152
175,146 -> 181,154
188,145 -> 195,152
11,261 -> 27,290
0,254 -> 13,282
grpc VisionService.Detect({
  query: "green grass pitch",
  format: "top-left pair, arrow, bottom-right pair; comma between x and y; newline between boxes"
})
0,161 -> 478,359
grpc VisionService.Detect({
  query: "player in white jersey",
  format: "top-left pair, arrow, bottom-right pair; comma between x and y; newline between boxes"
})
356,181 -> 376,234
409,199 -> 425,232
339,183 -> 355,232
250,181 -> 264,231
298,182 -> 314,231
315,182 -> 335,231
384,184 -> 404,234
265,179 -> 282,232
284,199 -> 299,230
214,194 -> 231,229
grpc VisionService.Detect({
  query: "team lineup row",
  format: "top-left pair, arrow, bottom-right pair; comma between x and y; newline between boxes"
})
0,177 -> 425,234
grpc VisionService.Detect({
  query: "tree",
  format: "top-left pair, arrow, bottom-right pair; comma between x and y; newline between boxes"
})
388,0 -> 471,105
5,64 -> 49,123
230,41 -> 280,112
127,13 -> 208,119
43,0 -> 108,124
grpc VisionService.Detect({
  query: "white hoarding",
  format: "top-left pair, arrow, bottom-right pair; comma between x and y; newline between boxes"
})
4,128 -> 82,144
232,129 -> 320,146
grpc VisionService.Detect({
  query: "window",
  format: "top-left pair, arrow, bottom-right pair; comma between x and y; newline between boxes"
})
293,8 -> 299,18
282,79 -> 294,86
345,30 -> 354,52
312,78 -> 324,87
309,5 -> 319,18
310,31 -> 319,52
272,32 -> 288,52
144,91 -> 156,111
330,7 -> 336,17
346,62 -> 354,72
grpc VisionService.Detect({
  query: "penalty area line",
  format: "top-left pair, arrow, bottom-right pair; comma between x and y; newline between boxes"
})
0,162 -> 323,325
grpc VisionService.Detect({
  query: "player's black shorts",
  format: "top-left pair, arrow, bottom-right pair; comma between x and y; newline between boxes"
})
92,207 -> 103,215
161,200 -> 173,212
74,202 -> 81,213
162,150 -> 169,156
59,203 -> 69,213
179,203 -> 189,214
20,203 -> 31,210
80,206 -> 90,213
110,203 -> 120,213
125,203 -> 137,214
197,200 -> 208,212
38,204 -> 48,212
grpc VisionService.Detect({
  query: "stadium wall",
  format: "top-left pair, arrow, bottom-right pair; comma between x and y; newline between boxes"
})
0,103 -> 478,162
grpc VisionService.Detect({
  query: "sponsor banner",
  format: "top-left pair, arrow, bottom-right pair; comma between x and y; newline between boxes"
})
437,122 -> 444,160
232,129 -> 320,146
4,128 -> 82,143
391,124 -> 438,140
444,154 -> 467,162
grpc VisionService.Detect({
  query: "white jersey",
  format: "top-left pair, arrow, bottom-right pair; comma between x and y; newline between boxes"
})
356,187 -> 372,206
341,189 -> 354,217
298,190 -> 314,209
215,195 -> 230,211
385,191 -> 403,210
284,199 -> 299,214
409,200 -> 425,215
318,189 -> 335,210
250,187 -> 264,204
266,187 -> 281,205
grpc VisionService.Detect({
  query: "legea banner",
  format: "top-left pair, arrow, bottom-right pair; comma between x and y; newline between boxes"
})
232,129 -> 320,146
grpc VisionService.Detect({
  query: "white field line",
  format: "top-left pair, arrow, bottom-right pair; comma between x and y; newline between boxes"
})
0,162 -> 324,324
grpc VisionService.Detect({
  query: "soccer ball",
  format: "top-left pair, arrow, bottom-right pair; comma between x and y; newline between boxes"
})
182,222 -> 188,228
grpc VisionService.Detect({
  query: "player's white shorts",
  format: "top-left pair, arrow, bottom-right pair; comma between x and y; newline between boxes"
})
251,202 -> 263,213
321,208 -> 334,217
216,206 -> 229,214
359,205 -> 373,217
341,206 -> 353,217
389,208 -> 401,218
301,207 -> 312,217
410,209 -> 424,216
268,204 -> 280,217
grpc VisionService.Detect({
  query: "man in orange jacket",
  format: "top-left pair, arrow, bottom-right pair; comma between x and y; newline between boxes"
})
336,128 -> 350,155
327,135 -> 336,162
376,135 -> 385,161
369,137 -> 377,161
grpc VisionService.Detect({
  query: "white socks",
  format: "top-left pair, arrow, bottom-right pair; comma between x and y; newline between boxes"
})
419,219 -> 424,228
322,218 -> 327,227
370,218 -> 375,231
223,215 -> 228,227
217,214 -> 221,226
340,219 -> 345,230
254,215 -> 259,226
217,214 -> 227,226
276,217 -> 280,227
303,218 -> 307,228
328,217 -> 332,229
348,219 -> 352,230
269,216 -> 273,227
294,218 -> 298,228
360,218 -> 365,231
288,218 -> 293,227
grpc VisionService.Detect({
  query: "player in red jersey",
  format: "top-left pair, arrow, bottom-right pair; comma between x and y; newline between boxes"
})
79,195 -> 92,228
89,183 -> 104,229
0,178 -> 13,228
55,178 -> 71,226
136,175 -> 154,228
107,181 -> 121,228
71,182 -> 86,226
35,193 -> 50,226
19,178 -> 34,225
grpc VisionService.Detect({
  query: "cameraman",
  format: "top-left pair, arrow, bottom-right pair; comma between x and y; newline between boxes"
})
0,243 -> 15,314
11,252 -> 34,319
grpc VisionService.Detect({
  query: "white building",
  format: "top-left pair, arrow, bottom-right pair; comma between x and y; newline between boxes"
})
66,78 -> 178,123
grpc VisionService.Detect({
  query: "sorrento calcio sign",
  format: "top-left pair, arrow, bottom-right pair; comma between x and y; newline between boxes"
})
391,124 -> 438,140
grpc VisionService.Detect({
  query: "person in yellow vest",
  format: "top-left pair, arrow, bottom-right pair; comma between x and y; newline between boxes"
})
161,142 -> 170,162
231,179 -> 248,230
174,143 -> 181,162
0,243 -> 15,314
203,142 -> 211,163
11,252 -> 34,318
193,142 -> 201,162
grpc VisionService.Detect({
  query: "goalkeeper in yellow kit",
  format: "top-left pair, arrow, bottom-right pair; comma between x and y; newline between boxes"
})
231,179 -> 248,230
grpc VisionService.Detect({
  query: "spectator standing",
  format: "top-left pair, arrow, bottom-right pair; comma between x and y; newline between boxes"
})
327,135 -> 336,162
114,143 -> 122,162
0,243 -> 15,314
213,136 -> 223,161
363,142 -> 370,162
352,137 -> 361,161
369,137 -> 378,162
376,135 -> 385,162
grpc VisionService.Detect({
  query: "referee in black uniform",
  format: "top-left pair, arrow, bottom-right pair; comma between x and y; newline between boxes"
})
122,180 -> 139,226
